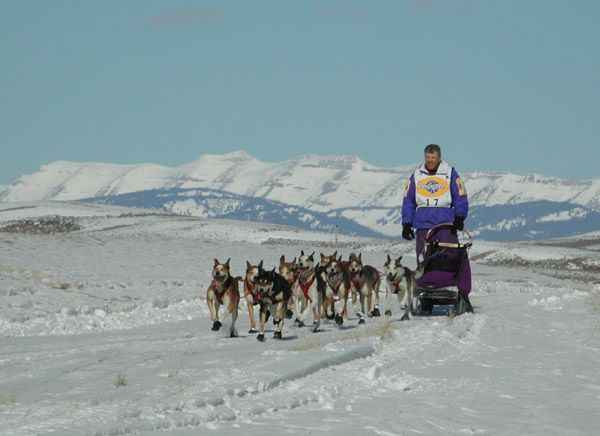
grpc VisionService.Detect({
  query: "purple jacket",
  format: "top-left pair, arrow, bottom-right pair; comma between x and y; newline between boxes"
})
401,161 -> 469,230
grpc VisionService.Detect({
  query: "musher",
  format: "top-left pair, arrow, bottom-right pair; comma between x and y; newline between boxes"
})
401,144 -> 472,306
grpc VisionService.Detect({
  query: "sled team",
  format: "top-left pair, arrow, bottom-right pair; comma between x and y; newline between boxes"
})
207,143 -> 473,341
206,251 -> 422,341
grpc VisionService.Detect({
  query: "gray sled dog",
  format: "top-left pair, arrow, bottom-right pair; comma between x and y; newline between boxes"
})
293,250 -> 323,332
382,255 -> 423,321
206,258 -> 240,337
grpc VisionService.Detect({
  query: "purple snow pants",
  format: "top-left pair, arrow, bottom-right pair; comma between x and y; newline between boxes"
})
415,228 -> 472,297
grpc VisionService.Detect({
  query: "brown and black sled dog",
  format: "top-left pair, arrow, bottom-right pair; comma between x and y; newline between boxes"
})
206,258 -> 240,337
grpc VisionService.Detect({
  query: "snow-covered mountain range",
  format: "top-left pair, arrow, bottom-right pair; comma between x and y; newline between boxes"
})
2,151 -> 600,240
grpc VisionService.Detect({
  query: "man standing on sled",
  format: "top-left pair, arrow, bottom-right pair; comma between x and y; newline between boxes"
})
401,144 -> 472,311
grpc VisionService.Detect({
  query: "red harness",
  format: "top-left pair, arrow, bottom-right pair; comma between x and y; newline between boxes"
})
210,279 -> 239,305
243,278 -> 261,304
298,275 -> 316,300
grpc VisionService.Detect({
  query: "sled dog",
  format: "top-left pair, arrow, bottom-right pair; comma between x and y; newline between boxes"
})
382,255 -> 423,321
293,250 -> 323,332
319,251 -> 348,319
279,255 -> 298,319
206,258 -> 240,337
348,252 -> 382,323
254,267 -> 292,342
243,260 -> 263,334
322,255 -> 352,326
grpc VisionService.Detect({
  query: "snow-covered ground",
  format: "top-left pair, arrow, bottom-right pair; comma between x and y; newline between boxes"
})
1,202 -> 599,435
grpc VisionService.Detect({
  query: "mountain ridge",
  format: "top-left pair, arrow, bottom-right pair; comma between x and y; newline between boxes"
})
2,151 -> 600,241
3,150 -> 598,208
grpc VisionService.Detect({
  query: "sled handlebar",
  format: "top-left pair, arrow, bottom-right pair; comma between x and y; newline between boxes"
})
424,222 -> 473,243
432,241 -> 472,250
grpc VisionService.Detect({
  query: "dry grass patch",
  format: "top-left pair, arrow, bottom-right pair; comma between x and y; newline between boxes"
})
115,373 -> 127,388
291,318 -> 395,351
0,391 -> 18,404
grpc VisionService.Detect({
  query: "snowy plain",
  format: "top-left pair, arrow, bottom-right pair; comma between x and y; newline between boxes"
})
1,202 -> 599,435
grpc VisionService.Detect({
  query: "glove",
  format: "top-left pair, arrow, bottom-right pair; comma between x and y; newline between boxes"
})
402,223 -> 415,241
452,216 -> 465,233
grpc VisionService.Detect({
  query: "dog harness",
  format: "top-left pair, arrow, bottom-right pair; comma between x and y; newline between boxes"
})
209,279 -> 239,305
298,275 -> 316,300
326,272 -> 344,296
388,267 -> 411,294
243,278 -> 261,305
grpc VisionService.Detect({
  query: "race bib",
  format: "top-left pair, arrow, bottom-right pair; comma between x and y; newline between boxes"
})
413,162 -> 453,208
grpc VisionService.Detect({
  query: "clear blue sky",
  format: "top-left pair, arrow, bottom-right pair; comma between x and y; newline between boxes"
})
1,0 -> 599,184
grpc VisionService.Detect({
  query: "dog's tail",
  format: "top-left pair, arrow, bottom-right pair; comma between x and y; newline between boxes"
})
405,265 -> 425,280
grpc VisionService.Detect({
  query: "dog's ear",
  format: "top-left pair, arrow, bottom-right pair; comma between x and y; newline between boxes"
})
395,256 -> 403,265
258,260 -> 264,270
271,267 -> 276,274
246,260 -> 251,269
358,252 -> 362,262
320,253 -> 325,261
301,250 -> 305,256
310,251 -> 315,258
280,255 -> 285,265
214,258 -> 220,266
224,258 -> 230,268
332,250 -> 338,259
292,257 -> 296,264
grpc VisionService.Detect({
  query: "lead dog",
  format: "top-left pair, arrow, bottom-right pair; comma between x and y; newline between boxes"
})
348,252 -> 381,324
254,266 -> 292,342
243,260 -> 263,334
206,258 -> 240,337
293,250 -> 323,332
382,255 -> 423,321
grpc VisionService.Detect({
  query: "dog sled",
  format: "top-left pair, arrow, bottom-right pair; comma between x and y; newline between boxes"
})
412,223 -> 474,317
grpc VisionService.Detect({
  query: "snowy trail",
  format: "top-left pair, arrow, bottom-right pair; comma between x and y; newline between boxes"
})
1,203 -> 599,435
3,288 -> 597,435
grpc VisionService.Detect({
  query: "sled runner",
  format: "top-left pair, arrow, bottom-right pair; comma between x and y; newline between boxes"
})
413,223 -> 474,316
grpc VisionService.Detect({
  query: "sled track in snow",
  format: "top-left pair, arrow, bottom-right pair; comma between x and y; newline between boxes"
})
2,311 -> 486,435
205,342 -> 376,404
88,343 -> 377,435
89,316 -> 485,434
